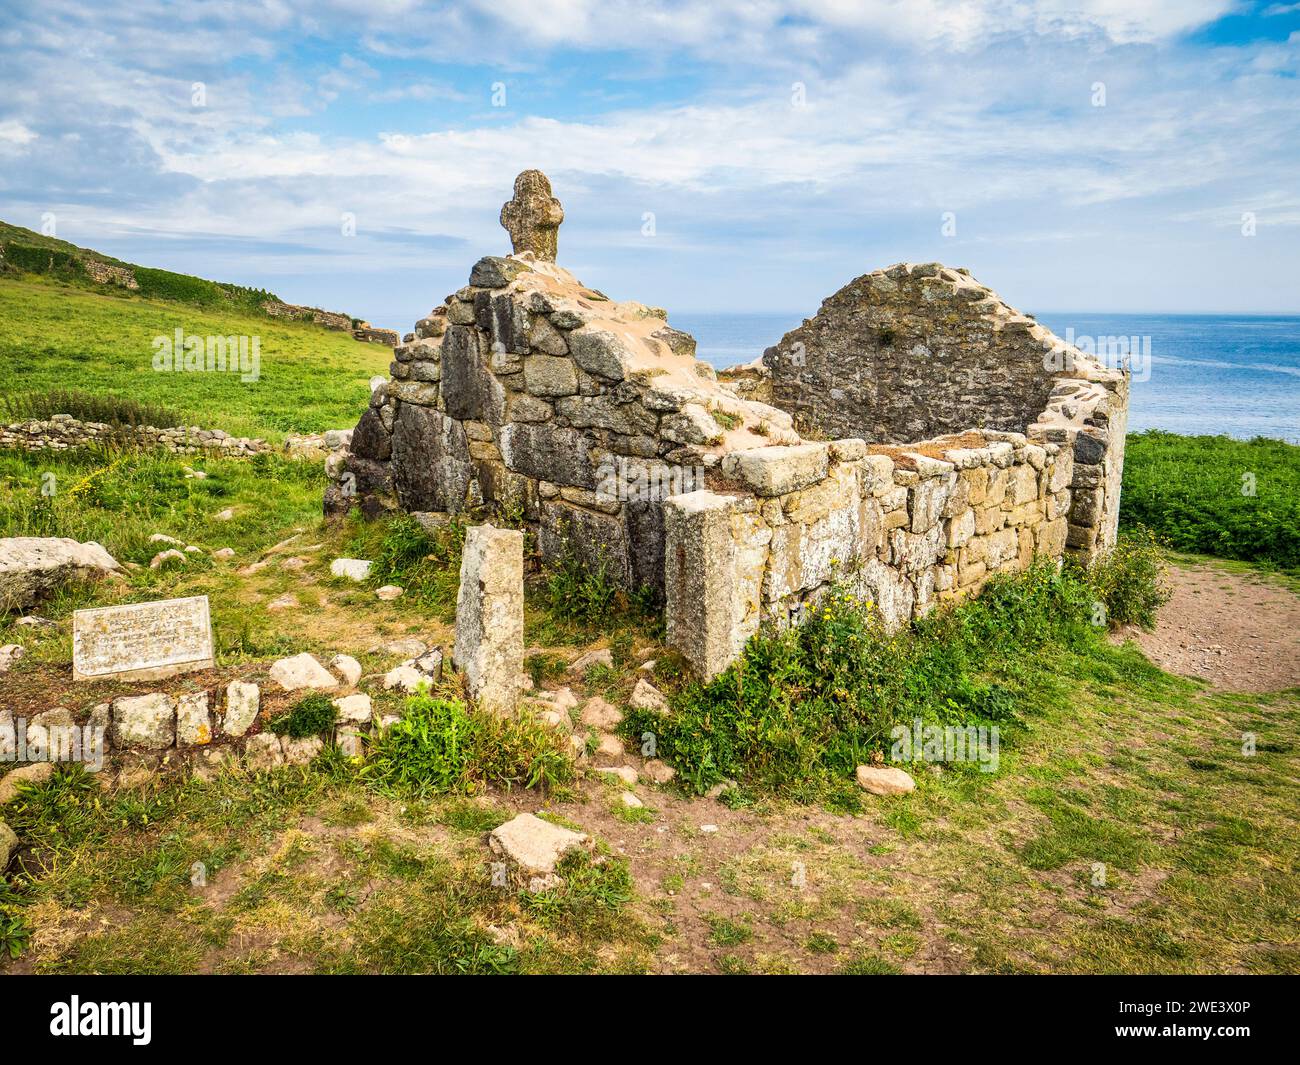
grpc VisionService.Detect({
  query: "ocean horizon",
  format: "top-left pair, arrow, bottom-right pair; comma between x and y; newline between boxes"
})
676,312 -> 1300,444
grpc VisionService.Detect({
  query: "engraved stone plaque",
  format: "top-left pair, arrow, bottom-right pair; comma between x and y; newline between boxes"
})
73,595 -> 215,682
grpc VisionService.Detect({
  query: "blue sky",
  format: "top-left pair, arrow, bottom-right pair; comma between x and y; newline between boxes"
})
1,1 -> 1298,329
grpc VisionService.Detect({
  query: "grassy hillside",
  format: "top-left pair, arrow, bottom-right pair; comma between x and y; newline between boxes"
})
1120,430 -> 1300,574
0,274 -> 391,440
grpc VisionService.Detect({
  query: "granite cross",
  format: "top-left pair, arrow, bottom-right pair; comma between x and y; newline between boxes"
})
499,169 -> 564,261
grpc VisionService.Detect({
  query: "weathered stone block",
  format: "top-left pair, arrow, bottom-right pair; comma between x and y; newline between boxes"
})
112,693 -> 175,750
523,354 -> 578,397
176,691 -> 212,746
722,444 -> 829,496
454,525 -> 524,716
568,328 -> 634,381
664,491 -> 740,679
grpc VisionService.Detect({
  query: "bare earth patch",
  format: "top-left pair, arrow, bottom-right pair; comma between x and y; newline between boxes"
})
1114,560 -> 1300,692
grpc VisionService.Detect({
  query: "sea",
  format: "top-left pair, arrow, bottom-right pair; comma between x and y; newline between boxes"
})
675,312 -> 1300,444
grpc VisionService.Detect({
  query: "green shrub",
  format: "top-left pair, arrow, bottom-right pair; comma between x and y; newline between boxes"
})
623,561 -> 1096,797
1121,430 -> 1300,572
354,513 -> 465,618
1086,526 -> 1170,630
543,554 -> 619,623
362,693 -> 574,798
268,692 -> 337,738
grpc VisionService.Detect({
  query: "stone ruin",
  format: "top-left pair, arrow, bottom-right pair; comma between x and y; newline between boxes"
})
326,170 -> 1128,679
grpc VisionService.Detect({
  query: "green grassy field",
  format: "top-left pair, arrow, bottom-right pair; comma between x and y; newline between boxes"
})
0,275 -> 390,441
1121,429 -> 1300,574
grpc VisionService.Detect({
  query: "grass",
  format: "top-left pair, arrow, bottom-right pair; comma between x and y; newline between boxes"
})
1120,430 -> 1300,574
0,275 -> 389,440
0,763 -> 650,975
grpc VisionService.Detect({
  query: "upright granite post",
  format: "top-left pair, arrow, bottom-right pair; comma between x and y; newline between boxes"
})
454,524 -> 524,715
663,490 -> 740,681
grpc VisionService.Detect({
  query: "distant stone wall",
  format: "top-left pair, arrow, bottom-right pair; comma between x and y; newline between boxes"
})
81,259 -> 139,289
351,326 -> 401,346
664,430 -> 1073,678
261,300 -> 353,331
0,415 -> 268,456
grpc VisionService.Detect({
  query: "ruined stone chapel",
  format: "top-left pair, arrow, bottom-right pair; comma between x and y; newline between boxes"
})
326,171 -> 1129,678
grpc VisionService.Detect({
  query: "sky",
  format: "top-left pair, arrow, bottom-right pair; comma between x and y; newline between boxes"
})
1,0 -> 1299,329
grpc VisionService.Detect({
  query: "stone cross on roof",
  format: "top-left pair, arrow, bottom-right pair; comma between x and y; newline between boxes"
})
500,169 -> 564,262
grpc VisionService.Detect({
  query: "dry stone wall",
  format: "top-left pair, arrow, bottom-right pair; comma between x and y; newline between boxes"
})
0,415 -> 269,456
665,430 -> 1073,677
325,251 -> 801,593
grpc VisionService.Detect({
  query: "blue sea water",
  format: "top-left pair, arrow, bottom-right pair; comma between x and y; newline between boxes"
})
677,312 -> 1300,443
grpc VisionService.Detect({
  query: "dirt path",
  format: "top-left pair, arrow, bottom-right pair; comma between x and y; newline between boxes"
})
1116,560 -> 1300,692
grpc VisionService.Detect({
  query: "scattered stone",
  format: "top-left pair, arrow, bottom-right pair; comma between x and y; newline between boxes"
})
330,653 -> 363,687
222,681 -> 260,737
214,508 -> 235,521
244,733 -> 284,771
0,762 -> 54,805
333,693 -> 373,724
175,691 -> 212,746
619,791 -> 644,809
641,759 -> 676,785
0,644 -> 24,672
412,648 -> 444,681
855,764 -> 916,796
383,664 -> 428,692
212,548 -> 236,561
454,524 -> 524,716
0,537 -> 121,612
376,584 -> 404,601
280,556 -> 307,571
335,727 -> 365,758
149,533 -> 184,546
269,653 -> 338,692
580,696 -> 622,730
570,647 -> 614,673
111,693 -> 176,750
378,636 -> 426,658
536,709 -> 569,730
149,548 -> 187,569
700,824 -> 719,834
488,812 -> 588,891
330,558 -> 373,582
267,593 -> 299,611
595,733 -> 624,759
594,765 -> 638,786
629,678 -> 669,712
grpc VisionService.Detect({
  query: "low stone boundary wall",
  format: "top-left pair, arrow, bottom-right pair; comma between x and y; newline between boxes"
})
0,415 -> 268,456
664,429 -> 1075,678
0,416 -> 355,459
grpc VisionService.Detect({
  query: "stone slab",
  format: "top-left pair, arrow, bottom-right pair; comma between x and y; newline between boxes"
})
73,595 -> 214,682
